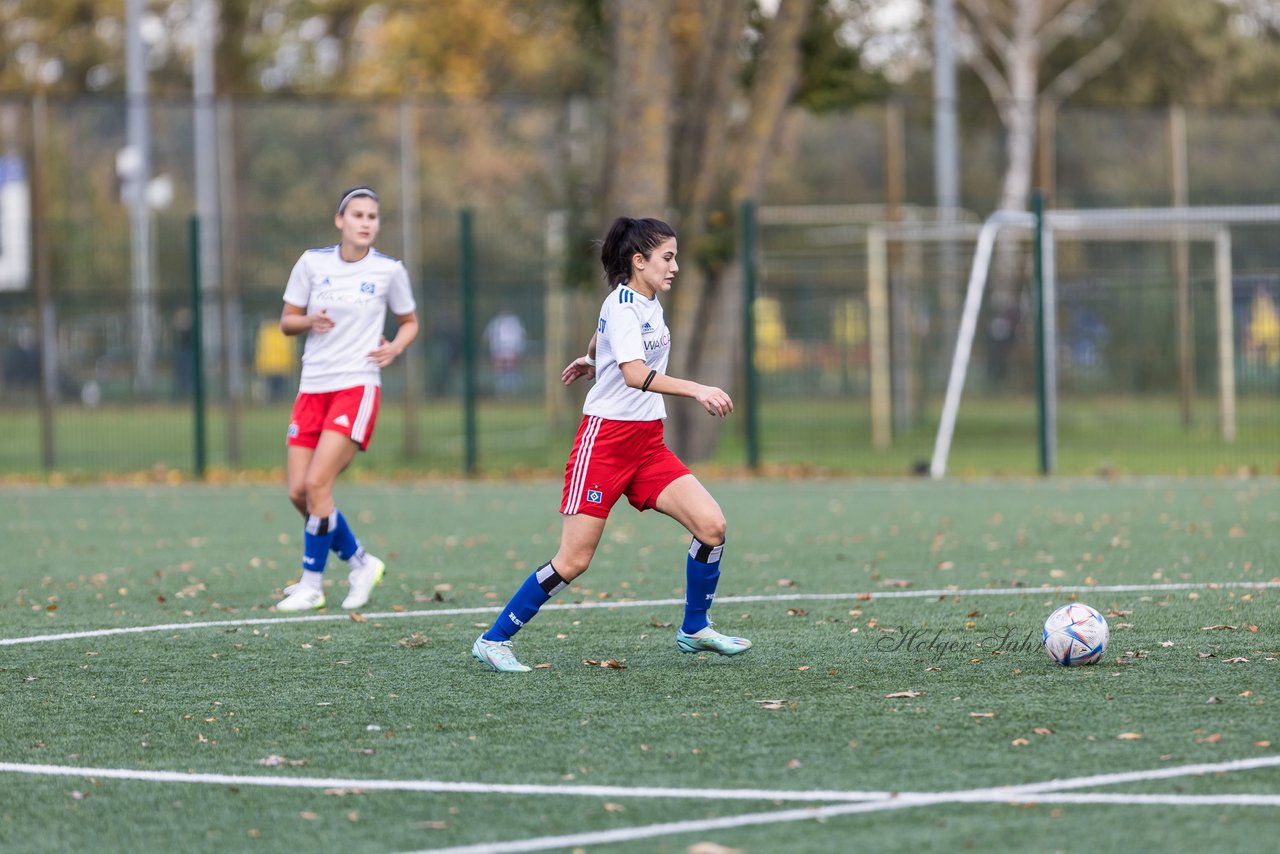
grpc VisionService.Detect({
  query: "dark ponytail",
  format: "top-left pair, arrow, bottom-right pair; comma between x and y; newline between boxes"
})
599,217 -> 677,288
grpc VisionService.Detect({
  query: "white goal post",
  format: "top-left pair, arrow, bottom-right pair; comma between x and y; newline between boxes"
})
929,205 -> 1280,479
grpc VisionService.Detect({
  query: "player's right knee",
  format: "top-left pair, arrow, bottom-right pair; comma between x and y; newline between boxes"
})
694,515 -> 726,546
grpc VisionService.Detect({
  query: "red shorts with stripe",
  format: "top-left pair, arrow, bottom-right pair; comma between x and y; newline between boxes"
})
560,416 -> 691,519
287,385 -> 381,451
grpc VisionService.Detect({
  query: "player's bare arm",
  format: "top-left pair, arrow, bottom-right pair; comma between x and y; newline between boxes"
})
279,303 -> 334,335
368,311 -> 419,367
618,359 -> 732,417
562,332 -> 599,385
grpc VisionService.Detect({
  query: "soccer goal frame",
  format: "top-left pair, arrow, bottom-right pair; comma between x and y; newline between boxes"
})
927,204 -> 1280,479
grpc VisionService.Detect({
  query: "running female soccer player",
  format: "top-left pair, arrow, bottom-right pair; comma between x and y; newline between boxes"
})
274,185 -> 418,611
471,216 -> 751,671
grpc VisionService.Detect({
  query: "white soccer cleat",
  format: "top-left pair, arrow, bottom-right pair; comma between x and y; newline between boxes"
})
471,636 -> 532,672
276,584 -> 325,612
341,555 -> 386,610
675,624 -> 752,656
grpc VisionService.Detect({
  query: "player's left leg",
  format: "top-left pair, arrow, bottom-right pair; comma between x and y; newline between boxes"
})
472,513 -> 608,672
654,474 -> 751,656
278,430 -> 360,611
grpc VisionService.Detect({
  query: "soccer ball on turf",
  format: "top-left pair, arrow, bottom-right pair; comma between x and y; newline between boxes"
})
1042,603 -> 1109,666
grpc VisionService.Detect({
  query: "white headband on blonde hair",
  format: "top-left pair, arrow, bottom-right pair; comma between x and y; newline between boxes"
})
337,187 -> 378,215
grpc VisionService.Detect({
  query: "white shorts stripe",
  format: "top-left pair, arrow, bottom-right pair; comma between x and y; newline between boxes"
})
565,416 -> 603,514
351,385 -> 377,442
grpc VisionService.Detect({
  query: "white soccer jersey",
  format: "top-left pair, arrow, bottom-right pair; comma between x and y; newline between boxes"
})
583,284 -> 670,422
282,245 -> 417,393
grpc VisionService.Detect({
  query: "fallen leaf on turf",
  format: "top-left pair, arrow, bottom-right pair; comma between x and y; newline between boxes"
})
1011,738 -> 1030,747
925,666 -> 942,672
777,578 -> 797,587
1160,641 -> 1175,648
416,820 -> 449,830
1033,728 -> 1054,735
534,663 -> 553,669
1256,741 -> 1271,748
649,618 -> 673,628
583,659 -> 625,669
1206,696 -> 1221,704
258,755 -> 306,767
687,843 -> 744,854
969,712 -> 995,718
349,613 -> 366,623
323,787 -> 366,796
603,802 -> 625,813
855,592 -> 873,601
1117,732 -> 1144,740
787,759 -> 802,769
754,700 -> 792,710
797,665 -> 810,671
1227,657 -> 1250,663
300,812 -> 319,820
1239,690 -> 1253,697
884,690 -> 922,699
881,579 -> 913,588
1105,609 -> 1133,617
1247,625 -> 1259,632
1201,625 -> 1236,631
1196,733 -> 1222,744
1198,652 -> 1216,658
398,633 -> 427,649
787,608 -> 808,617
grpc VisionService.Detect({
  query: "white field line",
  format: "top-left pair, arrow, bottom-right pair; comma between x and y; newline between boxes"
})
3,753 -> 1279,854
407,754 -> 1280,854
2,580 -> 1276,647
0,762 -> 888,803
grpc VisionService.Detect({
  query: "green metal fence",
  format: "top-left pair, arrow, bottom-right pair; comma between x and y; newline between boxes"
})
1,95 -> 1278,477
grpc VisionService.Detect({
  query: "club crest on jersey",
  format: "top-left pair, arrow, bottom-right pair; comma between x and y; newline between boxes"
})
360,281 -> 376,294
586,489 -> 603,504
287,423 -> 299,438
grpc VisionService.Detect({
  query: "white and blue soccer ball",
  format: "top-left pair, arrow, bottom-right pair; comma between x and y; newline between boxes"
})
1042,603 -> 1109,666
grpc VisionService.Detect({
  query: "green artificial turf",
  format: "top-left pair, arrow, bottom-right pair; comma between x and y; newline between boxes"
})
1,478 -> 1277,852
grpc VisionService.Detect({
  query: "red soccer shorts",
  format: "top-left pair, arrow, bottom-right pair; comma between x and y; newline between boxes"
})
287,385 -> 381,451
560,415 -> 691,519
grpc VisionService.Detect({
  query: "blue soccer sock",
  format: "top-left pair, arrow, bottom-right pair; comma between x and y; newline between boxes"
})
483,562 -> 569,642
681,537 -> 724,635
303,512 -> 337,577
330,510 -> 363,562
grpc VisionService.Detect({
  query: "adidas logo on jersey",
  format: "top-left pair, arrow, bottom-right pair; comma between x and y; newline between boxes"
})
334,414 -> 351,427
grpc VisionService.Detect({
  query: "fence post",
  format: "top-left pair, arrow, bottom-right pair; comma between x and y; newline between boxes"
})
31,93 -> 56,470
189,215 -> 207,478
459,208 -> 478,476
740,199 -> 760,471
1031,190 -> 1050,476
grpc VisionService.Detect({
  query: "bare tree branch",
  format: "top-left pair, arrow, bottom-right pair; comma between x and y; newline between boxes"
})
956,19 -> 1015,123
1043,0 -> 1146,103
1038,0 -> 1109,54
957,0 -> 1015,57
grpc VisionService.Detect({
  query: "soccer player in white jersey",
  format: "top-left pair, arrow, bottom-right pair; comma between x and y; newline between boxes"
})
274,185 -> 419,611
471,216 -> 751,672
